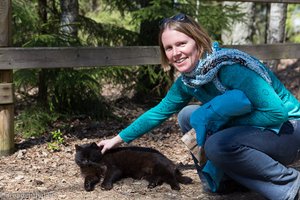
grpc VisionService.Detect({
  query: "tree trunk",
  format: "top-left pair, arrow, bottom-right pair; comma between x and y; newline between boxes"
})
266,3 -> 287,71
60,0 -> 79,37
222,2 -> 255,45
37,0 -> 48,106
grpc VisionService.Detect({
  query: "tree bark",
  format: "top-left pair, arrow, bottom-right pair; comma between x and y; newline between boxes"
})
222,2 -> 255,45
266,3 -> 287,71
60,0 -> 79,37
37,0 -> 48,106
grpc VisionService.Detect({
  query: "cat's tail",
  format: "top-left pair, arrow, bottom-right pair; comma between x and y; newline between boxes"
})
175,169 -> 193,184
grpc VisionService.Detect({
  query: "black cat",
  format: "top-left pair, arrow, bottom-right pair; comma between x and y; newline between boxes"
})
75,142 -> 192,191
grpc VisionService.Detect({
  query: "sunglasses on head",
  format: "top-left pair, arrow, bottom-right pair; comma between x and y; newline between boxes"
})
159,13 -> 188,28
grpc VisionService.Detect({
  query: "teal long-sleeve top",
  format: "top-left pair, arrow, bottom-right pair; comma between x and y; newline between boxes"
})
119,63 -> 300,143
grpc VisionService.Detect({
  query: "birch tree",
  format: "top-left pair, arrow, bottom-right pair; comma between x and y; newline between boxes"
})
60,0 -> 79,37
222,2 -> 255,45
266,3 -> 287,71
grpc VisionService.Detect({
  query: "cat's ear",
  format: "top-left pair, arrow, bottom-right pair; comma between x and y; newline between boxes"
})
75,144 -> 81,151
91,142 -> 98,148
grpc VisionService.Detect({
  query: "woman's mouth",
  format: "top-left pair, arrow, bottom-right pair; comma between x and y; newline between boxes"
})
175,57 -> 187,64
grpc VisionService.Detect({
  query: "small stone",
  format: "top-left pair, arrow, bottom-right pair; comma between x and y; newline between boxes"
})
33,179 -> 44,186
14,175 -> 24,180
16,150 -> 26,159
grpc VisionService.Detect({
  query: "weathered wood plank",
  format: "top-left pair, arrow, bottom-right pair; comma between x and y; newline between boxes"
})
0,83 -> 14,104
0,43 -> 300,69
213,0 -> 300,3
0,71 -> 14,157
0,103 -> 14,156
0,0 -> 14,156
0,0 -> 11,46
224,43 -> 300,60
0,46 -> 161,69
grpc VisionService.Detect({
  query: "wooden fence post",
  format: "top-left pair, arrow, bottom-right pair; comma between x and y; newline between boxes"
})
0,0 -> 14,156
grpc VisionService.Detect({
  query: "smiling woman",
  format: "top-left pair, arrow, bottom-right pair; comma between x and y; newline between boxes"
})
161,29 -> 198,73
158,14 -> 212,70
97,13 -> 300,200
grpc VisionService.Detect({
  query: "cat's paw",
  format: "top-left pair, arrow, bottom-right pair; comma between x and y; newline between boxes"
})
84,184 -> 94,192
170,184 -> 180,190
179,176 -> 193,184
147,182 -> 157,189
84,176 -> 99,192
101,182 -> 113,190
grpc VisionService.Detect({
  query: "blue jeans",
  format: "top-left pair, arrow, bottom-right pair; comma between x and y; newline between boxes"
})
178,105 -> 300,200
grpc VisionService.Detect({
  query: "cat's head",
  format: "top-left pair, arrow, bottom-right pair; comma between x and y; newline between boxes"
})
75,142 -> 104,167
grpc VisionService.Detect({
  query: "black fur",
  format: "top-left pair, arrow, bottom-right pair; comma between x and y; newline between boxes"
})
75,142 -> 192,191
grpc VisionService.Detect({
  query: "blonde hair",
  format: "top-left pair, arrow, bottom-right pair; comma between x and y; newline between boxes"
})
158,15 -> 212,69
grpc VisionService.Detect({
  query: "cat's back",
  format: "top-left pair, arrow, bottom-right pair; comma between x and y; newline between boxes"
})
103,146 -> 173,166
106,146 -> 164,157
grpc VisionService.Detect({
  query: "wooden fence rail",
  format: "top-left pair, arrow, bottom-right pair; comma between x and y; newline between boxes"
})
1,0 -> 300,156
1,43 -> 300,69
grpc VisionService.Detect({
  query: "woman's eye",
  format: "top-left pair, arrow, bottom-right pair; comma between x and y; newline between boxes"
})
165,47 -> 172,51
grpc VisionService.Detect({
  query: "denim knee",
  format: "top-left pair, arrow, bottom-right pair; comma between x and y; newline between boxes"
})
204,133 -> 238,165
204,135 -> 223,163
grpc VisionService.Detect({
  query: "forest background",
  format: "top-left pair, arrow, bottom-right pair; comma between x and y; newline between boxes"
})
11,0 -> 300,145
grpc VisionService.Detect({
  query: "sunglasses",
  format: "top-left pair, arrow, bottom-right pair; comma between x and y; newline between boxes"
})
159,13 -> 188,29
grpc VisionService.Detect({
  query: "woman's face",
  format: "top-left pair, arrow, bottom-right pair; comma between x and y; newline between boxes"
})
161,28 -> 199,73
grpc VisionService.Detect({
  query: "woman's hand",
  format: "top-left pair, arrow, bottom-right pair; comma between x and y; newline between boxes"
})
97,135 -> 123,154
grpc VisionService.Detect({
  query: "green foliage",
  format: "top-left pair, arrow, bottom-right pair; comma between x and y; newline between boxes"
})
96,66 -> 138,86
48,68 -> 110,119
12,0 -> 39,46
78,16 -> 139,46
12,0 -> 116,120
14,69 -> 39,94
131,0 -> 244,41
134,65 -> 173,102
15,105 -> 60,138
47,129 -> 64,151
197,2 -> 245,40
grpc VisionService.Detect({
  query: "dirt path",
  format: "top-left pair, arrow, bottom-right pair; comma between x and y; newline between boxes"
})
1,104 -> 290,200
0,129 -> 268,200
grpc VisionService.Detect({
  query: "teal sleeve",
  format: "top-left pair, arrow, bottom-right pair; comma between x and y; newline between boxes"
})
190,89 -> 251,146
119,78 -> 193,143
219,64 -> 288,130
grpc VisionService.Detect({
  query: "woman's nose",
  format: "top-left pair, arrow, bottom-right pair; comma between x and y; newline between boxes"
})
172,47 -> 180,57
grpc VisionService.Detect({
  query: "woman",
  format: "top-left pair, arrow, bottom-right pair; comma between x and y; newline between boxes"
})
98,13 -> 300,200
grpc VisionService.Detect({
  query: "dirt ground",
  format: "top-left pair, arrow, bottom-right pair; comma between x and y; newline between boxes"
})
1,101 -> 300,200
0,117 -> 265,200
0,59 -> 299,200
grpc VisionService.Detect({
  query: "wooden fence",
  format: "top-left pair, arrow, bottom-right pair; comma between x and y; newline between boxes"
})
1,0 -> 300,156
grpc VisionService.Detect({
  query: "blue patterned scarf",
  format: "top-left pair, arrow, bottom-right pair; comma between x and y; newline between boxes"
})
182,42 -> 272,93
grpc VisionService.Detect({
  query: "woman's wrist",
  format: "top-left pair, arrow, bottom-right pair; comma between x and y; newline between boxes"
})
113,135 -> 124,146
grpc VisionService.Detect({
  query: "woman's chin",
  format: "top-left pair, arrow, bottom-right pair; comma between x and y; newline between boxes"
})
177,67 -> 194,73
